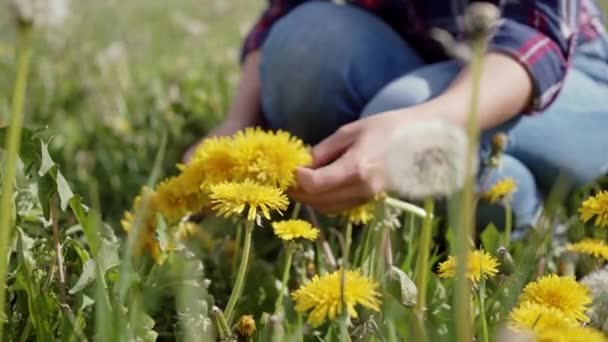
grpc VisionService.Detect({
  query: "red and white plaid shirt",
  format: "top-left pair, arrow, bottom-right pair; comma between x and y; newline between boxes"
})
243,0 -> 608,111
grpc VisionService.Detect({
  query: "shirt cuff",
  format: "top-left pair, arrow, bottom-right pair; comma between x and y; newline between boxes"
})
488,19 -> 572,112
240,27 -> 270,62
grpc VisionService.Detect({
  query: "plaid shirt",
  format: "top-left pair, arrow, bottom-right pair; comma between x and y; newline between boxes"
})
243,0 -> 608,111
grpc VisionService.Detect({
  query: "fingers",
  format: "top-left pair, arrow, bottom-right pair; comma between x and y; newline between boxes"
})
295,149 -> 359,194
311,123 -> 359,167
289,182 -> 372,213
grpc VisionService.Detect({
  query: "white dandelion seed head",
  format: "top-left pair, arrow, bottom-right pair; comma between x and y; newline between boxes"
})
9,0 -> 69,28
581,267 -> 608,332
385,119 -> 474,200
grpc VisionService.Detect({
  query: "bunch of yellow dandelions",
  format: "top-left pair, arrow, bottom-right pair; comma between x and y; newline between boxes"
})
120,128 -> 381,329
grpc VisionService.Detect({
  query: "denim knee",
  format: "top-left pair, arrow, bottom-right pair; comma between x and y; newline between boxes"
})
260,2 -> 423,144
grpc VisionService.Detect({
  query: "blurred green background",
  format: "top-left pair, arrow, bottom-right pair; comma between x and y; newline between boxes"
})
0,0 -> 607,225
1,0 -> 263,223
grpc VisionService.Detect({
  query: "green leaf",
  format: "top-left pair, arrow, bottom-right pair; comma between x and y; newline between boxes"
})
480,223 -> 501,253
386,266 -> 417,307
81,295 -> 95,310
37,140 -> 55,176
69,259 -> 97,294
56,170 -> 74,212
98,238 -> 120,272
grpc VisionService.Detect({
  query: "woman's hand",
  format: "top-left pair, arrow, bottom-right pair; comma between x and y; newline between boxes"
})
289,109 -> 415,213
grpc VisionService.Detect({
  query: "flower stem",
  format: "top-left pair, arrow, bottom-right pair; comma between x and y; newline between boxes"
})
225,220 -> 254,323
340,223 -> 353,342
0,23 -> 33,340
478,278 -> 490,342
291,202 -> 301,219
211,306 -> 232,340
232,222 -> 243,280
504,204 -> 512,248
274,243 -> 295,314
414,198 -> 435,324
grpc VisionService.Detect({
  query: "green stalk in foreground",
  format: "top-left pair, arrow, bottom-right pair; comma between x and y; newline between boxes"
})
477,276 -> 490,342
0,23 -> 33,341
274,243 -> 295,314
414,199 -> 435,328
225,220 -> 255,323
504,204 -> 512,248
455,30 -> 487,342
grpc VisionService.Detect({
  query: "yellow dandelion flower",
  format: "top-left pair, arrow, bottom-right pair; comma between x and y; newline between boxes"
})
580,191 -> 608,228
272,219 -> 319,241
483,177 -> 517,204
121,189 -> 161,263
536,326 -> 607,342
340,201 -> 376,225
154,175 -> 207,223
209,180 -> 289,221
235,314 -> 256,337
510,302 -> 577,332
567,239 -> 608,260
519,274 -> 592,322
291,269 -> 381,327
437,250 -> 500,282
232,128 -> 312,189
186,136 -> 240,188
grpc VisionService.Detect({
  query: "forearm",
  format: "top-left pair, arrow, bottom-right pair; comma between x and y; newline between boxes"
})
419,52 -> 533,130
223,50 -> 263,129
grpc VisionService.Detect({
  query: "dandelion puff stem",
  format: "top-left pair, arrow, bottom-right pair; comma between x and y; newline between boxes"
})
385,196 -> 429,218
414,198 -> 435,327
0,24 -> 33,340
274,243 -> 295,314
225,220 -> 254,323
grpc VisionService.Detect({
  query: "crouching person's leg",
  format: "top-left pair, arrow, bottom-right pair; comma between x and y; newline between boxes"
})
260,2 -> 424,145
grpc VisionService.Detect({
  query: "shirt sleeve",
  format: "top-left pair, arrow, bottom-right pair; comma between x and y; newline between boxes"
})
488,1 -> 580,112
241,0 -> 320,61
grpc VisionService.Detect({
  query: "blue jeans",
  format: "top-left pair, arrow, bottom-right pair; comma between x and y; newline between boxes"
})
259,2 -> 608,232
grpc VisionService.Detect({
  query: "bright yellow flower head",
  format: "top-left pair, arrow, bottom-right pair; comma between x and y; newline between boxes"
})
232,128 -> 312,189
291,269 -> 381,327
510,302 -> 577,332
272,219 -> 319,242
121,188 -> 161,263
519,274 -> 592,322
154,174 -> 207,223
209,180 -> 289,221
579,191 -> 608,228
567,239 -> 608,260
340,201 -> 377,225
483,177 -> 517,204
185,136 -> 240,188
536,326 -> 607,342
235,314 -> 256,337
437,250 -> 500,282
